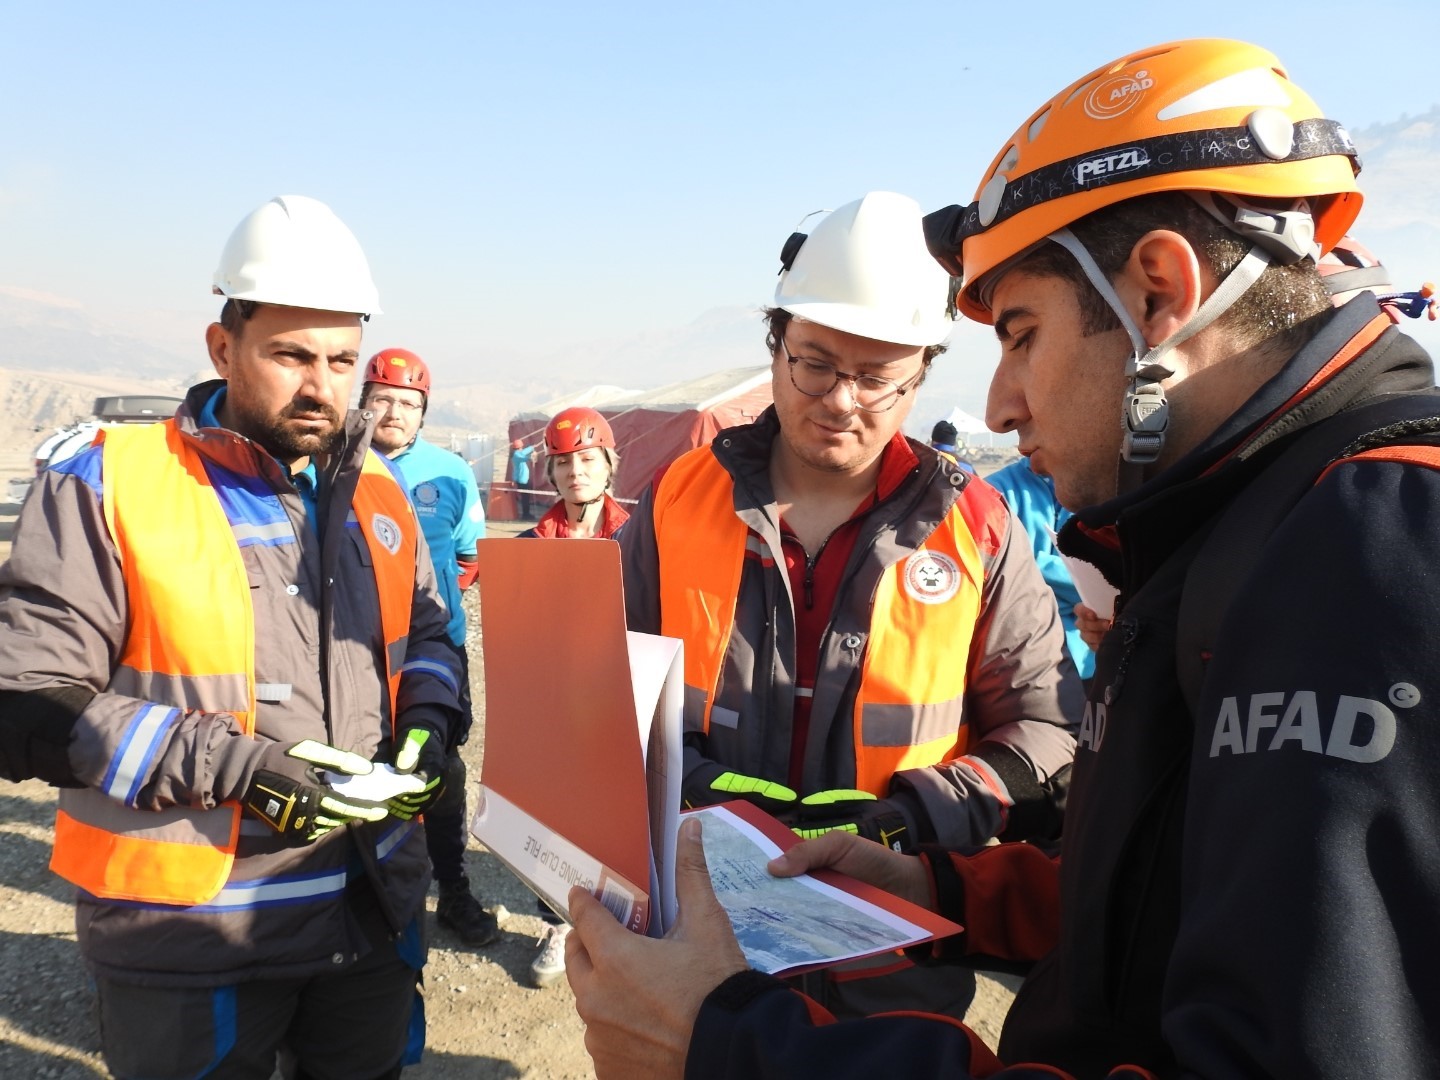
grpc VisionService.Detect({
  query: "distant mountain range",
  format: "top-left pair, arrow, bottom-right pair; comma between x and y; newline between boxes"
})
2,106 -> 1436,447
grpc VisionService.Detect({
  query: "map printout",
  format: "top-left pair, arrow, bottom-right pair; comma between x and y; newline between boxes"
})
688,804 -> 959,975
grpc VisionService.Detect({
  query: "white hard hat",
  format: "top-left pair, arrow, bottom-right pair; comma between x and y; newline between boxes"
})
774,191 -> 952,348
212,194 -> 381,316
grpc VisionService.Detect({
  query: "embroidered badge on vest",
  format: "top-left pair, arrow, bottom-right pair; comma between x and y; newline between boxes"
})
903,551 -> 961,604
372,513 -> 403,555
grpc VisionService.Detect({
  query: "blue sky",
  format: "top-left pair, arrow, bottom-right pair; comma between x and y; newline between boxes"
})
2,2 -> 1436,399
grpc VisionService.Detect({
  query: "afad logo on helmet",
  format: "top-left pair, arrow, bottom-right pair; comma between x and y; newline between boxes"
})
1082,68 -> 1156,121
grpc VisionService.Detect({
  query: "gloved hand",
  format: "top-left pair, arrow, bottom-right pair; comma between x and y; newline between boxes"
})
386,727 -> 447,820
780,789 -> 915,852
686,770 -> 797,813
243,739 -> 389,843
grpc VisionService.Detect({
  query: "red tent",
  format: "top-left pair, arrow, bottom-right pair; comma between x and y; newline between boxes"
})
506,365 -> 772,504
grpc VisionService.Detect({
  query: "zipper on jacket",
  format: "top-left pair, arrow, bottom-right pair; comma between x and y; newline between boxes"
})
1103,616 -> 1143,706
784,532 -> 834,612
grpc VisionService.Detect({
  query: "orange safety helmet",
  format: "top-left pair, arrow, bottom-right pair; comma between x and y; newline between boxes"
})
545,407 -> 615,455
364,347 -> 432,397
924,39 -> 1364,323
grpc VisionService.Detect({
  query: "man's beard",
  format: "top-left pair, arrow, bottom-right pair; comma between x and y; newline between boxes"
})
249,399 -> 346,460
370,422 -> 410,454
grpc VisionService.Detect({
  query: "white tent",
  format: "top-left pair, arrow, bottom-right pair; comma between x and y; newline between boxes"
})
944,407 -> 989,438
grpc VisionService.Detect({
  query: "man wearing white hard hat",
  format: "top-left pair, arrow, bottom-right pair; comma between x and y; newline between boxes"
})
0,195 -> 463,1079
606,191 -> 1080,1019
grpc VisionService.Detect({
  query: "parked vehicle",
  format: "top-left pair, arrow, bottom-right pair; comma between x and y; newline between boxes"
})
8,395 -> 182,504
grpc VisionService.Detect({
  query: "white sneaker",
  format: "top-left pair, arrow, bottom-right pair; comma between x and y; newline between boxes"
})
529,923 -> 570,988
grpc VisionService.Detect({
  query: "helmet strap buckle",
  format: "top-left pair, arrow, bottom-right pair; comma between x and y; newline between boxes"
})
1191,193 -> 1318,265
1122,374 -> 1169,465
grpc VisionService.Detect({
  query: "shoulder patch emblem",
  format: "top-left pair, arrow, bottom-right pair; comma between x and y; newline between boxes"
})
371,513 -> 403,556
903,551 -> 960,605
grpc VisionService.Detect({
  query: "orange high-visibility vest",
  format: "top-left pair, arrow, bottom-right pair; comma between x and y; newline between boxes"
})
652,449 -> 985,795
50,421 -> 417,905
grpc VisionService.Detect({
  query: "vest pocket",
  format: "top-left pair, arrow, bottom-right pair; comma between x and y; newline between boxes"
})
349,526 -> 374,567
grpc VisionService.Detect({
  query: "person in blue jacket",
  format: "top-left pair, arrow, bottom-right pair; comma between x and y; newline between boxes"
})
363,347 -> 500,948
985,457 -> 1094,681
509,438 -> 541,520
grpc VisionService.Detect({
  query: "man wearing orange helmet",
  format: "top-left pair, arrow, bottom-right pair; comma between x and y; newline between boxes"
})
520,406 -> 628,539
565,40 -> 1440,1080
361,348 -> 500,949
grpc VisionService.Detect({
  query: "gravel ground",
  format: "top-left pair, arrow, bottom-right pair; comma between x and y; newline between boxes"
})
0,514 -> 1017,1078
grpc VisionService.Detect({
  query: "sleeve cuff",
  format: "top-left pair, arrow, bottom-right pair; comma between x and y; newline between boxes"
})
703,969 -> 786,1013
909,847 -> 969,962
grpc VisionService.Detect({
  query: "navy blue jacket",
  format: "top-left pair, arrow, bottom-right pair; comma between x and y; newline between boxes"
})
687,298 -> 1440,1079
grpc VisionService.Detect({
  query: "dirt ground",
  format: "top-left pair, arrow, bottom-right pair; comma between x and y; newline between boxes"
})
0,500 -> 1017,1079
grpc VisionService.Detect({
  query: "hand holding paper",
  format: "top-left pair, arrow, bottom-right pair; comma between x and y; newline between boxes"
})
768,829 -> 933,911
567,817 -> 749,1080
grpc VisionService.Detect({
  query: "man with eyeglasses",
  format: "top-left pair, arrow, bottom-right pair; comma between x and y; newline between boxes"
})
361,348 -> 502,949
615,192 -> 1079,1021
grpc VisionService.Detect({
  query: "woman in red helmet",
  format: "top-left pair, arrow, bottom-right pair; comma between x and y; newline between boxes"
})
519,406 -> 628,540
516,405 -> 628,986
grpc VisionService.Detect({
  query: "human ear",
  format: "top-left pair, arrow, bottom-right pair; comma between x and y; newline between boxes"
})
1115,230 -> 1205,349
205,323 -> 232,379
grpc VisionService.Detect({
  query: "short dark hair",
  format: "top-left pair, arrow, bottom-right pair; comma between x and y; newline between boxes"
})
219,298 -> 259,336
1007,193 -> 1330,352
762,307 -> 948,389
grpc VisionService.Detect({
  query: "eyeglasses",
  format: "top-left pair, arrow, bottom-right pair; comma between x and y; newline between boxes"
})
780,337 -> 924,414
369,394 -> 423,415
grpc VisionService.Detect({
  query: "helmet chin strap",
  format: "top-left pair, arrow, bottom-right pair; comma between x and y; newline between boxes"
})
568,474 -> 613,526
1048,227 -> 1275,496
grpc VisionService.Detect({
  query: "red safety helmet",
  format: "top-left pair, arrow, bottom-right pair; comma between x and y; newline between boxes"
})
511,438 -> 525,450
364,347 -> 431,397
545,407 -> 615,455
1320,236 -> 1438,323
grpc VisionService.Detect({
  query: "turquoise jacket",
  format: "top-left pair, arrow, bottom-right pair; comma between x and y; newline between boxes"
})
987,458 -> 1095,680
391,437 -> 485,648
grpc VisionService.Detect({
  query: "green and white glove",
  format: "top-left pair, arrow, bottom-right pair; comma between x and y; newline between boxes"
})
387,727 -> 447,820
243,739 -> 389,843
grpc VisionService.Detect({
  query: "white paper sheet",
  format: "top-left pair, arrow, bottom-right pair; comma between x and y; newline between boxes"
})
686,805 -> 931,975
323,763 -> 426,802
1060,551 -> 1119,617
626,631 -> 685,932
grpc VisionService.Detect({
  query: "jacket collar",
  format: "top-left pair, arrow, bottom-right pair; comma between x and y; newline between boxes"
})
1061,298 -> 1436,581
711,405 -> 959,511
530,493 -> 630,539
173,379 -> 376,487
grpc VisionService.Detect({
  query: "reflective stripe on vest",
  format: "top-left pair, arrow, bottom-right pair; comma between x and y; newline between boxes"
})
652,448 -> 985,796
352,450 -> 419,711
51,422 -> 416,905
80,819 -> 420,912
